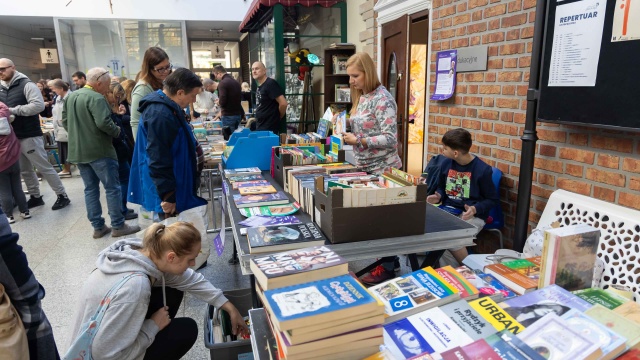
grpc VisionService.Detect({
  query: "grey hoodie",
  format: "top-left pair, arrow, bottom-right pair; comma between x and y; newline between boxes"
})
68,239 -> 228,360
0,71 -> 45,117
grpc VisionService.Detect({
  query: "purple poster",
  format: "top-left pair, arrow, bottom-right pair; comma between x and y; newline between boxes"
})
214,233 -> 225,256
430,50 -> 457,101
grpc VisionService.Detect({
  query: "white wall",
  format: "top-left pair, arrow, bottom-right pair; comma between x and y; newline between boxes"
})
0,27 -> 60,80
4,0 -> 251,21
347,0 -> 367,52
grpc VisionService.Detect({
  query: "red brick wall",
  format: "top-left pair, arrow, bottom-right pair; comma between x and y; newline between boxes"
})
428,0 -> 640,246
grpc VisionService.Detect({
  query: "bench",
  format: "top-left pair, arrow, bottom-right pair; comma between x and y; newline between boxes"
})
532,189 -> 640,302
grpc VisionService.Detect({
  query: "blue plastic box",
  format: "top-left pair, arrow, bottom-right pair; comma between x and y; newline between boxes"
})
222,129 -> 280,170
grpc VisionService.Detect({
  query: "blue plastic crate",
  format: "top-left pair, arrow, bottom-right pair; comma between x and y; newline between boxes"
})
222,129 -> 280,170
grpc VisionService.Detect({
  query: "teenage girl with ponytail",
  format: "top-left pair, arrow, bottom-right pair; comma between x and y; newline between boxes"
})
68,222 -> 248,360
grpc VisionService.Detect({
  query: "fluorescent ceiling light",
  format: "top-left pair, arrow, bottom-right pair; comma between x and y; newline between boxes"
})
31,37 -> 44,40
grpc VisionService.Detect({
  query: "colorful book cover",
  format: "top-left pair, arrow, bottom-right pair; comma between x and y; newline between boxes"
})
460,339 -> 502,360
250,245 -> 346,278
238,215 -> 301,227
561,309 -> 627,359
238,185 -> 277,195
586,304 -> 640,349
233,191 -> 289,208
484,332 -> 530,360
517,313 -> 602,360
368,267 -> 460,323
468,297 -> 525,334
317,118 -> 330,138
330,134 -> 343,154
383,307 -> 473,358
572,288 -> 630,310
495,330 -> 546,360
224,167 -> 261,177
435,266 -> 479,299
440,300 -> 498,340
232,180 -> 271,189
247,223 -> 326,253
455,266 -> 516,301
238,202 -> 301,217
263,274 -> 382,330
440,347 -> 469,360
502,257 -> 541,280
500,284 -> 592,327
228,174 -> 264,182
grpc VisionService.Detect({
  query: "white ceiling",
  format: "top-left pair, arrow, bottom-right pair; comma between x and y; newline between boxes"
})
0,16 -> 56,39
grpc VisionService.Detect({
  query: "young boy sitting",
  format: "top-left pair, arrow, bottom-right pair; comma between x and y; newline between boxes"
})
427,128 -> 499,264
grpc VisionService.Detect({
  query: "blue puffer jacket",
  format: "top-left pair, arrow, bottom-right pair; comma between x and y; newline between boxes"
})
127,90 -> 206,214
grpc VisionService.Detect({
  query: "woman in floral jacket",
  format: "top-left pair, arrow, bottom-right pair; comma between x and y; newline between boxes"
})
341,52 -> 402,175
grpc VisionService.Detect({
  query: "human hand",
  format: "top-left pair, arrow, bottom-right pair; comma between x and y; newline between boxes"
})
426,193 -> 441,204
461,204 -> 476,220
222,302 -> 249,336
151,306 -> 171,330
342,132 -> 356,146
117,104 -> 126,115
161,201 -> 176,215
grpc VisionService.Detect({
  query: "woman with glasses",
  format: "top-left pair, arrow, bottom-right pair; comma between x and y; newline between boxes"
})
131,47 -> 172,140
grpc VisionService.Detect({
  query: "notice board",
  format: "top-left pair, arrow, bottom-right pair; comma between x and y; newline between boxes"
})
538,0 -> 640,130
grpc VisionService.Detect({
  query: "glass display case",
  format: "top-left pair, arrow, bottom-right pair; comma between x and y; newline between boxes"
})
246,2 -> 347,133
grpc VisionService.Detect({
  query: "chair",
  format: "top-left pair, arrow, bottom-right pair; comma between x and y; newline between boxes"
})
483,166 -> 504,249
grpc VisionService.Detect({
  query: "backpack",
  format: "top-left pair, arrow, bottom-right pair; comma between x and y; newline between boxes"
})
63,272 -> 146,360
421,154 -> 452,195
0,283 -> 29,360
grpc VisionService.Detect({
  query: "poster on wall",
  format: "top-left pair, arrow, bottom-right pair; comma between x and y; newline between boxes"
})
430,50 -> 457,101
548,0 -> 607,87
612,0 -> 640,42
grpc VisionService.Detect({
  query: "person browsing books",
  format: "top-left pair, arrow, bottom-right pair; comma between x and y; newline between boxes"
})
427,128 -> 499,265
67,222 -> 248,360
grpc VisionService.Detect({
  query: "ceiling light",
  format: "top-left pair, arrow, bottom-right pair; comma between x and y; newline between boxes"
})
31,37 -> 44,40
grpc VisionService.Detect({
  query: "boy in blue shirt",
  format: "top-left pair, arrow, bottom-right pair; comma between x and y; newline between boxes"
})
427,128 -> 499,264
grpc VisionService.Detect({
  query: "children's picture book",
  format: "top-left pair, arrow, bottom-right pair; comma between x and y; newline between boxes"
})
238,215 -> 301,228
383,307 -> 473,358
238,202 -> 301,217
263,274 -> 384,331
368,267 -> 460,324
332,111 -> 347,135
227,174 -> 264,183
238,185 -> 277,195
500,284 -> 592,327
561,309 -> 627,360
250,245 -> 348,290
586,304 -> 640,349
224,167 -> 262,177
233,191 -> 289,208
247,223 -> 327,254
440,300 -> 498,340
232,180 -> 271,190
517,313 -> 602,360
468,297 -> 525,335
455,266 -> 516,302
540,224 -> 600,291
572,287 -> 630,310
434,265 -> 479,300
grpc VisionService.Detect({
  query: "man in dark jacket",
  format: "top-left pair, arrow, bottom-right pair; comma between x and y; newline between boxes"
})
0,58 -> 70,211
0,208 -> 60,359
212,65 -> 243,131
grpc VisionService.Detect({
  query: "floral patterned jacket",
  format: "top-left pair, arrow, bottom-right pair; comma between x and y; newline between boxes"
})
349,85 -> 402,175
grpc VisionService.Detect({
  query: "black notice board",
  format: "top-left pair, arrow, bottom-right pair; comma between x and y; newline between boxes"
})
538,0 -> 640,130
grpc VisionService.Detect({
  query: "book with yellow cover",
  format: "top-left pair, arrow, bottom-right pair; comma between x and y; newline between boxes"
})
468,297 -> 525,334
238,185 -> 277,195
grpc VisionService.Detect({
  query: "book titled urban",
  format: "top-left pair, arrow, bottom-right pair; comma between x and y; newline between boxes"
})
233,191 -> 289,208
263,274 -> 383,331
247,223 -> 327,254
468,297 -> 525,335
368,267 -> 460,323
250,245 -> 348,290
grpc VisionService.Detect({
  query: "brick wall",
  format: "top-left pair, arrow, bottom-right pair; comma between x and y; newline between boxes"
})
358,0 -> 378,64
428,0 -> 640,247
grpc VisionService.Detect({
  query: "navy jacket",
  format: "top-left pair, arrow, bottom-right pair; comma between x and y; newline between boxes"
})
127,90 -> 206,214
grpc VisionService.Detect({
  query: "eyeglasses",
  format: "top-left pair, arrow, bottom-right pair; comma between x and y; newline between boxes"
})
153,64 -> 173,74
0,66 -> 14,73
98,71 -> 109,80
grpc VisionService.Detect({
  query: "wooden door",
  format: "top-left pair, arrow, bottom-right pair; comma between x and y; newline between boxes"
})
382,15 -> 409,170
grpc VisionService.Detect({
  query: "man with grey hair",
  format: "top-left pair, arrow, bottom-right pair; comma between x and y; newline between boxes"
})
63,67 -> 140,238
0,58 -> 70,210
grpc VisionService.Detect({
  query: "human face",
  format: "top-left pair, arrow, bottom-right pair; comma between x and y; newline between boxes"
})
72,76 -> 86,88
441,145 -> 456,160
164,242 -> 201,275
152,59 -> 172,81
0,62 -> 15,82
173,87 -> 201,109
347,66 -> 365,91
251,62 -> 266,82
36,83 -> 44,91
51,86 -> 66,97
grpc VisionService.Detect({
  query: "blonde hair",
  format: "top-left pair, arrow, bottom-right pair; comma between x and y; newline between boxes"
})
104,82 -> 125,112
241,82 -> 250,92
121,79 -> 135,104
142,222 -> 201,259
345,52 -> 381,115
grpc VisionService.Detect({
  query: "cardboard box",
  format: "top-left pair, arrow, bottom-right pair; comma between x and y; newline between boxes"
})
313,177 -> 427,244
271,146 -> 345,188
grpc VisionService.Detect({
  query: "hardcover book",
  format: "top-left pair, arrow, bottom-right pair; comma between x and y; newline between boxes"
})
440,300 -> 498,340
224,167 -> 261,177
435,265 -> 479,300
455,266 -> 516,302
233,191 -> 289,208
250,245 -> 348,290
383,307 -> 473,358
262,274 -> 384,331
247,223 -> 327,254
227,174 -> 264,183
517,313 -> 602,360
539,224 -> 600,291
468,297 -> 525,334
238,202 -> 301,217
500,284 -> 592,327
238,185 -> 277,195
572,287 -> 630,310
561,309 -> 627,360
586,304 -> 640,349
368,267 -> 460,323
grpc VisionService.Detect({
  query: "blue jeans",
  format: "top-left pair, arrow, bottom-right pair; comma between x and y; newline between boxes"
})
118,160 -> 131,215
221,115 -> 242,132
77,158 -> 124,230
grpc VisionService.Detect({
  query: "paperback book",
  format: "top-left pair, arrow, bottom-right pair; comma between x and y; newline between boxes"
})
468,297 -> 525,334
233,191 -> 289,208
586,304 -> 640,349
368,267 -> 460,323
232,180 -> 271,190
238,185 -> 277,195
483,257 -> 541,295
238,202 -> 301,217
238,215 -> 301,227
247,223 -> 327,254
614,301 -> 640,324
434,265 -> 479,300
440,300 -> 498,340
485,331 -> 542,360
224,167 -> 261,177
250,245 -> 348,290
455,266 -> 516,302
227,174 -> 264,183
572,287 -> 630,310
561,309 -> 627,360
441,339 -> 501,360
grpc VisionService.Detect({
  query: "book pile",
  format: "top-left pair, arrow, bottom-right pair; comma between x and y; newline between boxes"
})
483,256 -> 542,295
245,222 -> 327,254
252,246 -> 385,359
278,146 -> 333,166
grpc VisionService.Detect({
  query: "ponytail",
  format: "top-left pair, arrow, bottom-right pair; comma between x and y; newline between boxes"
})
142,221 -> 201,259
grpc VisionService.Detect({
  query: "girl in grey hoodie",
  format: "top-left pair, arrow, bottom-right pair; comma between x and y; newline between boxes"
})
68,222 -> 248,360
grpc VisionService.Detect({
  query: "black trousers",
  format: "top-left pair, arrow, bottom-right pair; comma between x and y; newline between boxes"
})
143,287 -> 198,360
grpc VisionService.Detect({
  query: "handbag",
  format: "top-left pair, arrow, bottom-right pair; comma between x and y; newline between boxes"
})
0,283 -> 29,360
63,272 -> 146,360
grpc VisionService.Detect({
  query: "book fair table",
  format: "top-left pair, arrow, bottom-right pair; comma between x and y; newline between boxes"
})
222,172 -> 477,306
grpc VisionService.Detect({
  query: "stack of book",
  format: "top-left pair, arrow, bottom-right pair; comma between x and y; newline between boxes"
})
251,246 -> 385,359
245,222 -> 327,254
483,256 -> 542,295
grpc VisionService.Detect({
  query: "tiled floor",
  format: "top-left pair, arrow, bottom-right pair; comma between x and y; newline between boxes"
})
13,170 -> 474,359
